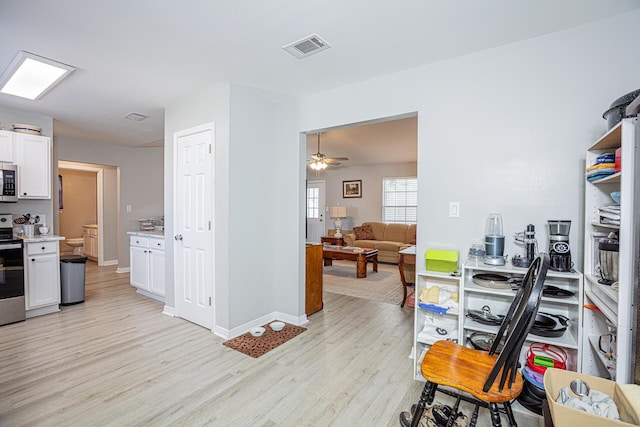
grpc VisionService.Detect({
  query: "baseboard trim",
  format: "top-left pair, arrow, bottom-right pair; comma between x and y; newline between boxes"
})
162,305 -> 176,317
116,267 -> 130,274
101,259 -> 118,266
135,288 -> 165,303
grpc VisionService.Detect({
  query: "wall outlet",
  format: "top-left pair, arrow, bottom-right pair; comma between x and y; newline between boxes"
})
449,202 -> 460,218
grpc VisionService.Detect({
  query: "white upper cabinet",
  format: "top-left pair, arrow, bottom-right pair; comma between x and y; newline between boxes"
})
15,133 -> 51,199
0,130 -> 15,163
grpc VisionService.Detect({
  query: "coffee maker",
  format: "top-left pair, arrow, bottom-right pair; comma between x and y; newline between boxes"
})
484,214 -> 506,266
512,224 -> 537,268
548,220 -> 572,272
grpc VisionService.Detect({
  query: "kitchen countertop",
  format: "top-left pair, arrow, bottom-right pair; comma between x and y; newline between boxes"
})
127,230 -> 164,237
22,235 -> 66,243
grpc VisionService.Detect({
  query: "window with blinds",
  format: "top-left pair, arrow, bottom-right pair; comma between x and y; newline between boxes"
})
382,177 -> 417,224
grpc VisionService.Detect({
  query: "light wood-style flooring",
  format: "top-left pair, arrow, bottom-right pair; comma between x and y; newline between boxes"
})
0,262 -> 541,426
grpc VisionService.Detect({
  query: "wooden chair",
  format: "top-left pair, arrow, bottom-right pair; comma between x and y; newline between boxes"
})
404,253 -> 550,427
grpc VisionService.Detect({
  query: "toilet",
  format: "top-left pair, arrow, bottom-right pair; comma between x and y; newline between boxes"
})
66,238 -> 84,255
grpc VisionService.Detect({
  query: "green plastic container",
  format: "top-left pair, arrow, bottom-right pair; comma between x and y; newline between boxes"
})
425,249 -> 459,273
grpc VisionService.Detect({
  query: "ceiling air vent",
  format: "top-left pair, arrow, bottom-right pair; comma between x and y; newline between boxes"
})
124,112 -> 149,121
283,34 -> 331,59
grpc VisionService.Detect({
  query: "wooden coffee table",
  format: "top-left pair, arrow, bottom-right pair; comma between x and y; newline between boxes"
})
322,246 -> 378,278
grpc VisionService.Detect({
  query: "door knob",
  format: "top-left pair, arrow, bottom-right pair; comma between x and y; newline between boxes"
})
174,234 -> 183,241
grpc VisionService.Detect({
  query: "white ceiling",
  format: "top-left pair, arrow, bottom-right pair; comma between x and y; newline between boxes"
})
1,0 -> 638,153
305,116 -> 417,167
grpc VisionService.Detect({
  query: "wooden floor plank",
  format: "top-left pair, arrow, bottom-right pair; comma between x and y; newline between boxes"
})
0,261 -> 542,426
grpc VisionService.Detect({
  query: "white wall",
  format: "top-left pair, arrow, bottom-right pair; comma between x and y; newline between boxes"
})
163,10 -> 640,331
309,162 -> 418,229
274,10 -> 640,318
164,83 -> 280,333
164,84 -> 231,322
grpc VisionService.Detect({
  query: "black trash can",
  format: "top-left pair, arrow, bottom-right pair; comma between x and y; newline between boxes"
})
60,255 -> 88,305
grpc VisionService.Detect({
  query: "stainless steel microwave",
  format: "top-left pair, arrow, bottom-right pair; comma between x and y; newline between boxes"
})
0,163 -> 17,203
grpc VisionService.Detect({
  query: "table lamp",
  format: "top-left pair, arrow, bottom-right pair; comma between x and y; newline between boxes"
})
329,206 -> 347,238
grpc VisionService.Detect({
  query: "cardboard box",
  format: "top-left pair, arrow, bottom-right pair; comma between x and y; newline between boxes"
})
425,249 -> 459,273
544,368 -> 640,426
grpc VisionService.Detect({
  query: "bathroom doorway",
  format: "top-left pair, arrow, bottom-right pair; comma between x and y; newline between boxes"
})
57,161 -> 119,266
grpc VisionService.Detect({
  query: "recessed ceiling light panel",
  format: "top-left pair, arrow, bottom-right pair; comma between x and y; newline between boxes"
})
124,112 -> 149,121
283,34 -> 331,59
0,51 -> 75,100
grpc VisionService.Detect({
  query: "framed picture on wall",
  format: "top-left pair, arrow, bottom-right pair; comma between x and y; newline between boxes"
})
343,180 -> 362,198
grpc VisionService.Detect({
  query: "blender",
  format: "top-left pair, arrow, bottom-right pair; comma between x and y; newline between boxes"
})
483,214 -> 506,266
547,220 -> 572,272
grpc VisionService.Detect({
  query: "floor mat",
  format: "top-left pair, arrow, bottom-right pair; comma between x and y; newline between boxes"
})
222,322 -> 307,358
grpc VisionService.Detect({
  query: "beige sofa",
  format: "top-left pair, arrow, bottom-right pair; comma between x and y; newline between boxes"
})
343,222 -> 416,264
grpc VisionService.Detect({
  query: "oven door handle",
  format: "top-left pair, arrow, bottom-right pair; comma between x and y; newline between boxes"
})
0,243 -> 22,250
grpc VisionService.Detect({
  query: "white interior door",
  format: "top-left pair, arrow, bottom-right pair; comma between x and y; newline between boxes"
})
174,123 -> 214,329
306,180 -> 325,243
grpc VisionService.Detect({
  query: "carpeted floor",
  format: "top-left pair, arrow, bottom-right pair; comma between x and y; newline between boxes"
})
322,259 -> 407,305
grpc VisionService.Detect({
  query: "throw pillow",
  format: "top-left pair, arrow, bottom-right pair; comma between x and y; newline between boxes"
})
354,224 -> 376,240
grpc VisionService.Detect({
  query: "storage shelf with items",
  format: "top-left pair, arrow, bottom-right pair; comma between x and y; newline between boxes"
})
461,261 -> 583,371
582,117 -> 638,384
413,270 -> 462,381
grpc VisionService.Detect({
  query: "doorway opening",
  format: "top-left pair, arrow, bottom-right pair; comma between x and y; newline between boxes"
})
302,112 -> 418,309
57,160 -> 119,267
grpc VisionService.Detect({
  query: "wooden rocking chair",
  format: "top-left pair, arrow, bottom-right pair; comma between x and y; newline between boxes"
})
404,253 -> 550,427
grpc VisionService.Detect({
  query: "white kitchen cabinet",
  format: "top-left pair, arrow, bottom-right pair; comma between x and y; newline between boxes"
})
413,270 -> 461,380
582,118 -> 639,383
461,261 -> 583,372
15,133 -> 51,199
149,248 -> 165,296
129,234 -> 165,301
24,241 -> 61,317
0,130 -> 14,162
83,225 -> 98,260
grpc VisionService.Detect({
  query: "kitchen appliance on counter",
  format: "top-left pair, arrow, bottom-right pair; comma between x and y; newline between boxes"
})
512,224 -> 537,268
483,213 -> 506,266
0,163 -> 17,203
547,220 -> 572,272
0,213 -> 25,326
598,232 -> 619,285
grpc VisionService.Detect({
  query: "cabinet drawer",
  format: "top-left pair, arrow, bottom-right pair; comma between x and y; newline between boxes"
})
130,236 -> 149,248
26,241 -> 58,255
149,237 -> 165,250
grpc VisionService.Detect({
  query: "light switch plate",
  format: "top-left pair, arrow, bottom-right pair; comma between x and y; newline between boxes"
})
449,202 -> 460,218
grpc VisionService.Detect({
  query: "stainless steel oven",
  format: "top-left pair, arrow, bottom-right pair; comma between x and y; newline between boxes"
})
0,214 -> 25,326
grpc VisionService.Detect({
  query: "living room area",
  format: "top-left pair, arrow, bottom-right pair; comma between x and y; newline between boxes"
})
305,114 -> 418,309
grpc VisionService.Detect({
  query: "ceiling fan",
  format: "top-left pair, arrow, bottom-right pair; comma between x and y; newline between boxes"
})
308,132 -> 348,170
